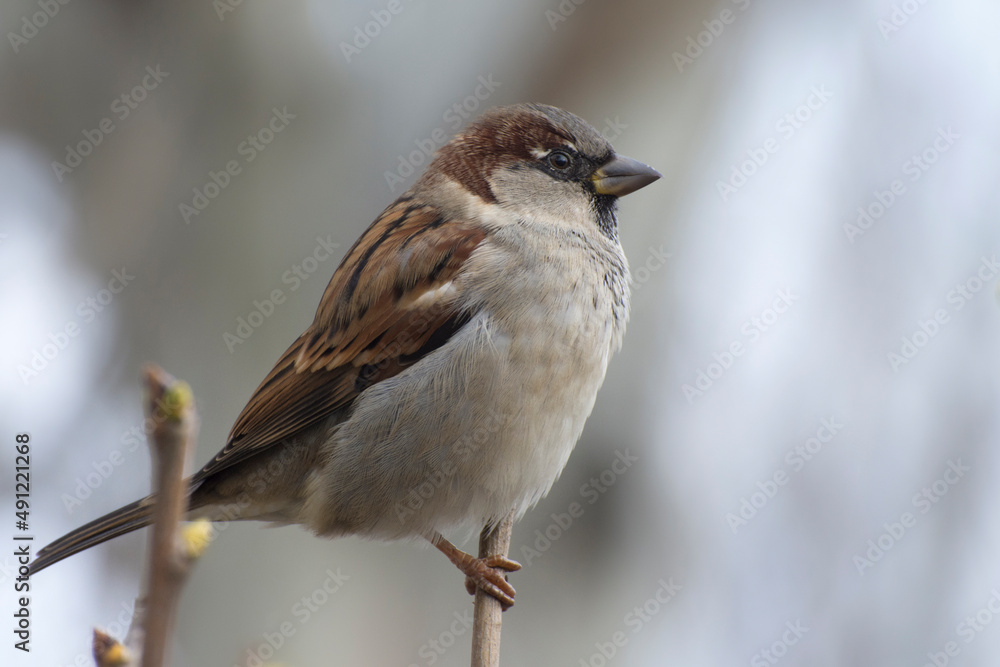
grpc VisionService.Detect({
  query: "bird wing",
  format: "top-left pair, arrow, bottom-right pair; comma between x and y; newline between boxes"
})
194,198 -> 488,479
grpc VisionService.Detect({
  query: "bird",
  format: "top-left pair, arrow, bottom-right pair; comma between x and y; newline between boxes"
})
31,103 -> 660,608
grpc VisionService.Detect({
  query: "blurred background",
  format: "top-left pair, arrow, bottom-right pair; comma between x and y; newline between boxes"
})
2,0 -> 999,665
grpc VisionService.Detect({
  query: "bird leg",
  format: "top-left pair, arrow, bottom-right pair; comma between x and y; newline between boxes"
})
428,531 -> 521,609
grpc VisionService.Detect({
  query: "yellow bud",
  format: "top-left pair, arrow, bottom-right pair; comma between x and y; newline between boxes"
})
181,518 -> 213,559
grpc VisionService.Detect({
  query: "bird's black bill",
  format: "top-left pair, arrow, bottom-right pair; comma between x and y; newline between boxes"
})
592,155 -> 661,197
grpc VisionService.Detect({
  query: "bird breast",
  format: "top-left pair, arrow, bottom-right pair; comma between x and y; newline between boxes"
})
305,220 -> 630,541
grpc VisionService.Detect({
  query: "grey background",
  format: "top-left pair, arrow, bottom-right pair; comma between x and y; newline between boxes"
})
1,0 -> 999,665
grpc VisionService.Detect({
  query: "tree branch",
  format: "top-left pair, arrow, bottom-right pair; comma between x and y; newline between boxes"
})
139,364 -> 197,667
470,511 -> 515,667
92,364 -> 206,667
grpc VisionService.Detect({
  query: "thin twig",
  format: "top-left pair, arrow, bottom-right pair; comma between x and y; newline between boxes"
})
139,364 -> 198,667
91,366 -> 210,666
470,511 -> 515,667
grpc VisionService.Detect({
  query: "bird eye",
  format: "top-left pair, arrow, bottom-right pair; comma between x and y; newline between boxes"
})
547,150 -> 572,170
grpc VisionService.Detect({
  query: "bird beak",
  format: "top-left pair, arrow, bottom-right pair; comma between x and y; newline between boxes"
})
592,155 -> 662,197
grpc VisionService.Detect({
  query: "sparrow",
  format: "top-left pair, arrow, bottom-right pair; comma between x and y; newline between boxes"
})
31,103 -> 660,608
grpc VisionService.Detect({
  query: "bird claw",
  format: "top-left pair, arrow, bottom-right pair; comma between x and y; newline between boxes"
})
430,533 -> 522,610
461,555 -> 521,610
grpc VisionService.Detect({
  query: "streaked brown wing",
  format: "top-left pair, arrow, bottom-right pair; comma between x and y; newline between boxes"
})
195,198 -> 488,479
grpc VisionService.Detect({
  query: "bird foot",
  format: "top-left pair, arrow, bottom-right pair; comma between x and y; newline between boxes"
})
430,534 -> 521,610
461,555 -> 521,610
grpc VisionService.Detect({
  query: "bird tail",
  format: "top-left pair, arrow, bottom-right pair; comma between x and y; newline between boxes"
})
30,495 -> 157,575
